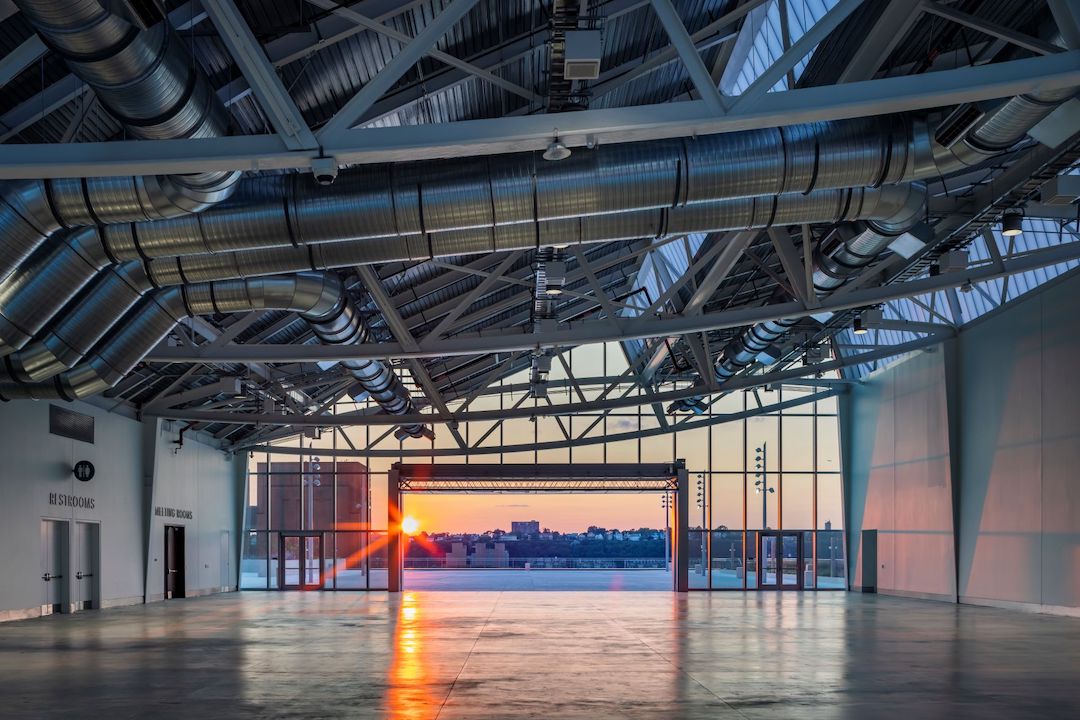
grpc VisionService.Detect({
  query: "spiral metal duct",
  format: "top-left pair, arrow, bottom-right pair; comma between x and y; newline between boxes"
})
683,68 -> 1079,399
18,91 -> 1074,272
2,184 -> 925,379
0,0 -> 239,285
0,272 -> 427,438
3,69 -> 1071,359
707,219 -> 921,389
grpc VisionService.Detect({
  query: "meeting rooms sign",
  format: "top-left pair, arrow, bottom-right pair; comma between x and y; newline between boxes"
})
155,506 -> 194,520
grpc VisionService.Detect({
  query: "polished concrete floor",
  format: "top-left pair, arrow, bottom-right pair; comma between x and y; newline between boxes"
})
405,568 -> 672,590
0,592 -> 1078,719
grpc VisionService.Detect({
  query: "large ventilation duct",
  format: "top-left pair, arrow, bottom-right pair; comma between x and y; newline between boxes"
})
4,185 -> 925,379
674,66 -> 1079,402
4,72 -> 1072,353
15,86 -> 1075,270
697,75 -> 1079,393
0,273 -> 428,438
139,183 -> 924,282
0,0 -> 239,285
705,220 -> 919,391
0,50 -> 1071,386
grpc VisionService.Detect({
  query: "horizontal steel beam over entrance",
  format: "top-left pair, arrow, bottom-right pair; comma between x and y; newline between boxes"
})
387,462 -> 690,592
394,463 -> 682,493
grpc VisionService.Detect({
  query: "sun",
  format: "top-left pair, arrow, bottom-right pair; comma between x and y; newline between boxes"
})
401,516 -> 421,536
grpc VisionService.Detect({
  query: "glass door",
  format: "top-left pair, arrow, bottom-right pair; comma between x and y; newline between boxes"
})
759,532 -> 802,590
279,534 -> 324,590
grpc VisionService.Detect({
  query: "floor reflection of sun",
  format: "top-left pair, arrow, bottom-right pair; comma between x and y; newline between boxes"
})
387,592 -> 438,720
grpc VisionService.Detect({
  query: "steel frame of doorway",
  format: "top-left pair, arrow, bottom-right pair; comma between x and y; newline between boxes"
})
386,462 -> 690,593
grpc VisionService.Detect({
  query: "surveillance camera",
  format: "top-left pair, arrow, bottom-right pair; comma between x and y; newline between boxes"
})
311,157 -> 338,186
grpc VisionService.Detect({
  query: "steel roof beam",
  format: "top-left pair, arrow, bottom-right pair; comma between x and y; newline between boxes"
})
731,0 -> 867,110
4,50 -> 1077,178
145,237 -> 1080,364
149,344 -> 881,427
922,1 -> 1063,56
1049,0 -> 1080,50
0,35 -> 47,90
202,0 -> 318,150
590,0 -> 768,100
836,0 -> 924,83
649,0 -> 727,114
355,264 -> 467,447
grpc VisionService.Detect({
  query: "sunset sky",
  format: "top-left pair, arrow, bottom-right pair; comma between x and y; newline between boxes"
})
402,494 -> 667,534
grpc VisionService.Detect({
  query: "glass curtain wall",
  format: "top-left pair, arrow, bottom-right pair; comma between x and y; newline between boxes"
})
241,432 -> 389,590
241,341 -> 846,591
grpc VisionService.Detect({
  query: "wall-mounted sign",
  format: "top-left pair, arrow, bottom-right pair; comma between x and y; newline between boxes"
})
73,460 -> 95,482
49,492 -> 95,509
154,506 -> 193,520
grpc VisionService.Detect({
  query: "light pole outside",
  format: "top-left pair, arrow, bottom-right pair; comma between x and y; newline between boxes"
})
307,456 -> 322,584
754,443 -> 775,530
661,493 -> 671,572
696,474 -> 707,576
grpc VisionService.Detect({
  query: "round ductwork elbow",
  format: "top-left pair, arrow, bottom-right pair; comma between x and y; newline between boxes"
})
865,182 -> 925,236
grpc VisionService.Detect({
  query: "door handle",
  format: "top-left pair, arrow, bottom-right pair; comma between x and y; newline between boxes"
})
42,573 -> 50,581
76,572 -> 94,580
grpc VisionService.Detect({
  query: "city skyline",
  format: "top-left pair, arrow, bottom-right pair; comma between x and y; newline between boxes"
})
402,493 -> 666,534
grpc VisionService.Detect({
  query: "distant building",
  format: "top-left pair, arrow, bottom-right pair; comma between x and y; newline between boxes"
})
472,542 -> 510,568
446,542 -> 469,568
511,520 -> 541,536
444,541 -> 510,568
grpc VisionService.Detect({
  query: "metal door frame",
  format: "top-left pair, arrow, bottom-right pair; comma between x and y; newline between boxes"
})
387,462 -> 688,593
758,530 -> 803,590
277,532 -> 325,590
40,518 -> 69,615
164,525 -> 186,599
74,520 -> 101,611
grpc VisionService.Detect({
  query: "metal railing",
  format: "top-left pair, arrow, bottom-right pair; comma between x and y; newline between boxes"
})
404,557 -> 667,570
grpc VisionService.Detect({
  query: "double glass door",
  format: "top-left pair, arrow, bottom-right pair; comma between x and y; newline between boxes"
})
759,532 -> 803,589
279,534 -> 324,590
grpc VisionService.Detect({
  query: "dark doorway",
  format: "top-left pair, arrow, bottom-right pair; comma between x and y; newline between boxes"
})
165,525 -> 186,599
279,533 -> 324,590
74,521 -> 100,611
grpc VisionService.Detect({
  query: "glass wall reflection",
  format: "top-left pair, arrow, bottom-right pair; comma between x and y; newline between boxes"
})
240,342 -> 847,591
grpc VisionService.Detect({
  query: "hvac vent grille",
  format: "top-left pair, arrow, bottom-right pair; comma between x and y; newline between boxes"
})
49,405 -> 95,444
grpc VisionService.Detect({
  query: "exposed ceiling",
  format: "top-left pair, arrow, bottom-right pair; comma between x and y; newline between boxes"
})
0,0 -> 1078,450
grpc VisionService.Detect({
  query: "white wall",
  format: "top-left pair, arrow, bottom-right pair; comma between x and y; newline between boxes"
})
957,273 -> 1080,615
145,421 -> 244,601
842,268 -> 1080,616
0,401 -> 144,619
0,401 -> 242,621
843,348 -> 957,601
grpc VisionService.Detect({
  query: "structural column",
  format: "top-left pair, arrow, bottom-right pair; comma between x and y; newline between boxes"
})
674,463 -> 690,592
387,468 -> 403,593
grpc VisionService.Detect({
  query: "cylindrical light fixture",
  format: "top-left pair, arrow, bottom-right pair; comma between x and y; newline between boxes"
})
1002,210 -> 1024,236
853,315 -> 868,335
